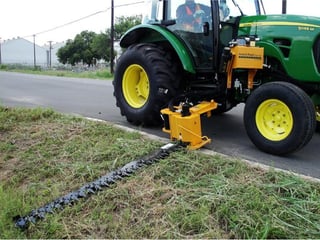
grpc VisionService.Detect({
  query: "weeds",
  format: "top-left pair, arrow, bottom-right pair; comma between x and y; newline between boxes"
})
1,106 -> 320,238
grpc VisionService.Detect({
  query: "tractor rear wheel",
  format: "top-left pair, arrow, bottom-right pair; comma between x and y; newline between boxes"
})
244,82 -> 316,155
113,43 -> 180,126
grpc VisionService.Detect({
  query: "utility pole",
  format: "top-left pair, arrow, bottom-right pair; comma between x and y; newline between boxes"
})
48,41 -> 53,68
110,0 -> 114,74
33,35 -> 37,69
0,37 -> 2,65
282,0 -> 287,14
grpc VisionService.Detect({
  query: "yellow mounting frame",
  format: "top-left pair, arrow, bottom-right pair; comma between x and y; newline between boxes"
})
161,101 -> 218,150
226,44 -> 264,89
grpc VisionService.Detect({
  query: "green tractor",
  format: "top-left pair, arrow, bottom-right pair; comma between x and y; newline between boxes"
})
113,0 -> 320,155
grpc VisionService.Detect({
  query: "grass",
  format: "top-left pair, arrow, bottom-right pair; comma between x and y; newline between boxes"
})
1,106 -> 320,238
0,64 -> 113,80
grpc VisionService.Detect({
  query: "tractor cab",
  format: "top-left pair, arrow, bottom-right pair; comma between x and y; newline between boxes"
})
140,0 -> 262,70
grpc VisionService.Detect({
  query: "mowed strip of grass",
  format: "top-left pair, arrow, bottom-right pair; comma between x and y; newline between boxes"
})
0,106 -> 320,239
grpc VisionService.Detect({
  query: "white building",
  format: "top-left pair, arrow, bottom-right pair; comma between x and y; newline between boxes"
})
0,37 -> 65,67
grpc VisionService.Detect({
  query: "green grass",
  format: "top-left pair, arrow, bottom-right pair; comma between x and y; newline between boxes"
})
0,64 -> 113,79
1,106 -> 320,238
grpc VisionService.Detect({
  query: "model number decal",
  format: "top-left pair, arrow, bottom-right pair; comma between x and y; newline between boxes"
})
298,26 -> 315,31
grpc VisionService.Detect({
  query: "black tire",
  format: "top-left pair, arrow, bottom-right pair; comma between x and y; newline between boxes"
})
113,43 -> 180,126
211,100 -> 236,115
244,82 -> 316,155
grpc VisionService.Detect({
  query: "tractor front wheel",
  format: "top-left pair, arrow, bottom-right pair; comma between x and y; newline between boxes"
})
113,44 -> 179,126
244,82 -> 316,155
316,105 -> 320,131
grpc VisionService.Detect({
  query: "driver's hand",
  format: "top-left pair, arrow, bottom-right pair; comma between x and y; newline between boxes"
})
193,9 -> 205,18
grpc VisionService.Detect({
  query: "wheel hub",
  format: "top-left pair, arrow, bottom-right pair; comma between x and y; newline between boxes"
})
256,99 -> 293,141
122,64 -> 150,108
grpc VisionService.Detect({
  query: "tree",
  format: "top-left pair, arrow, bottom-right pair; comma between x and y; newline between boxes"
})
56,40 -> 73,65
57,15 -> 142,66
57,30 -> 98,66
91,30 -> 114,62
114,15 -> 142,40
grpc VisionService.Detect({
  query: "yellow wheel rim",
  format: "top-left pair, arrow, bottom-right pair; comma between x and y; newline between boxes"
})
256,99 -> 293,141
122,64 -> 150,108
316,106 -> 320,123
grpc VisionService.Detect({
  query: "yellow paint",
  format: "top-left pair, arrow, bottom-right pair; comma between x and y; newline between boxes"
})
122,64 -> 150,108
161,101 -> 218,150
240,21 -> 320,28
226,45 -> 264,89
256,99 -> 293,141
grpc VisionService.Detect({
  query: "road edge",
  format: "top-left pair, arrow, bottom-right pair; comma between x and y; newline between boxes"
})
85,117 -> 320,183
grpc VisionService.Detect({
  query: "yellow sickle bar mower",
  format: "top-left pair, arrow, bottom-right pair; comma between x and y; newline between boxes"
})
161,38 -> 264,150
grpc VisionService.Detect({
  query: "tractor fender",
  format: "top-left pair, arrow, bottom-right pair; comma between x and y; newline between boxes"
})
120,24 -> 196,74
257,41 -> 289,74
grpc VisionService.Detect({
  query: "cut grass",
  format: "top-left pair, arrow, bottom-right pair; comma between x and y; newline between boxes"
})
1,106 -> 320,238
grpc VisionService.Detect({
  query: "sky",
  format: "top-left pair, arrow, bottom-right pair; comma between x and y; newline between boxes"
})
0,0 -> 319,46
0,0 -> 146,46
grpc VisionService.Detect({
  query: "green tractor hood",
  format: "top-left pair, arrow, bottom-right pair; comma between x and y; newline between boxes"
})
238,14 -> 320,82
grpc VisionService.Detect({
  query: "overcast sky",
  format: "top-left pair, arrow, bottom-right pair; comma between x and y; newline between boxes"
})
0,0 -> 319,46
0,0 -> 145,45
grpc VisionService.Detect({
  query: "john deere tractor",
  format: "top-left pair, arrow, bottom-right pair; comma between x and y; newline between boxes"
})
113,0 -> 320,155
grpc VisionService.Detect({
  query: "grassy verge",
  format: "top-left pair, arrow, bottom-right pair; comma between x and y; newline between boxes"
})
1,106 -> 320,238
0,64 -> 113,80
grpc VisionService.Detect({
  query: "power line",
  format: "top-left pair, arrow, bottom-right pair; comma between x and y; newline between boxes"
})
23,1 -> 144,38
26,10 -> 106,37
114,1 -> 144,8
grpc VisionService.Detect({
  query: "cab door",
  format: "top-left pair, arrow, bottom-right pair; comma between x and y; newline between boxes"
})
167,0 -> 219,70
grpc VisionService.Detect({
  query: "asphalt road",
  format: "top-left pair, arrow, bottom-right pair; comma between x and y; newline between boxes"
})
1,71 -> 319,179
